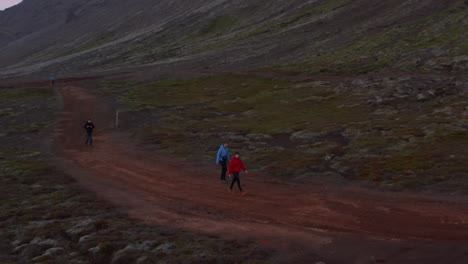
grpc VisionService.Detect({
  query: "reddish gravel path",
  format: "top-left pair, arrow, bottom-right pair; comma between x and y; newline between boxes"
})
51,83 -> 468,263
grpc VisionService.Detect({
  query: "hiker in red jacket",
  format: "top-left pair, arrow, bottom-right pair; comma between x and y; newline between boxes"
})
228,152 -> 248,195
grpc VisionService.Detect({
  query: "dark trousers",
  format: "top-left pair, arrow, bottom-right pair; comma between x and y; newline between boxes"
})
85,133 -> 93,146
220,160 -> 227,181
230,172 -> 242,191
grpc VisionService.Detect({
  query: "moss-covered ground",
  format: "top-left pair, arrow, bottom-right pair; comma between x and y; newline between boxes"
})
0,83 -> 271,263
95,72 -> 467,193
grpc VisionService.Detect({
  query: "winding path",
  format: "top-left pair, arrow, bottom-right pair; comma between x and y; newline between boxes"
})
52,83 -> 468,263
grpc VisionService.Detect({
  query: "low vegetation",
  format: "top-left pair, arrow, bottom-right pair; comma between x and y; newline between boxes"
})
96,72 -> 467,193
0,84 -> 271,263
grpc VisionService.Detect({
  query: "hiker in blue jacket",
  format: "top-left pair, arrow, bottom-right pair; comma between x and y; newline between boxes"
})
49,76 -> 56,86
216,143 -> 230,184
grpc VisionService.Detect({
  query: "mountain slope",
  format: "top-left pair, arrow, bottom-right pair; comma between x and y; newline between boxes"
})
0,0 -> 466,78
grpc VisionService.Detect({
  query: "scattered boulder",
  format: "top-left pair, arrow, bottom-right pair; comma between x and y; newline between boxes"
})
66,219 -> 97,240
69,252 -> 80,258
290,130 -> 324,141
246,133 -> 273,141
14,244 -> 44,260
27,220 -> 57,229
88,246 -> 101,255
29,237 -> 59,247
78,234 -> 96,244
137,256 -> 153,264
44,247 -> 65,256
31,247 -> 65,261
225,134 -> 248,142
111,248 -> 141,264
152,242 -> 174,254
122,240 -> 158,251
416,93 -> 429,101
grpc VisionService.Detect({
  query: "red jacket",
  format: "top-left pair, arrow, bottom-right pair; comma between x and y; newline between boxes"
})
228,157 -> 247,174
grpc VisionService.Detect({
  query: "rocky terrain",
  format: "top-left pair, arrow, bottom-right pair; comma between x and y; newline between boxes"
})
2,0 -> 465,191
83,69 -> 466,193
0,0 -> 467,263
0,81 -> 270,263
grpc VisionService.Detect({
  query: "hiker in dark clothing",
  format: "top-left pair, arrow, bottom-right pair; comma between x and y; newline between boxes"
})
49,76 -> 55,86
228,152 -> 248,195
84,119 -> 95,146
216,142 -> 230,184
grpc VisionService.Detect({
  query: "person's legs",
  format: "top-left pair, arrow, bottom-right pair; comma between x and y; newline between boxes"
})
220,160 -> 227,182
86,133 -> 93,146
233,172 -> 242,191
229,173 -> 237,190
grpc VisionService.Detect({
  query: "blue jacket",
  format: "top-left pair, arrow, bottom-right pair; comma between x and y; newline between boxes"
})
216,145 -> 230,164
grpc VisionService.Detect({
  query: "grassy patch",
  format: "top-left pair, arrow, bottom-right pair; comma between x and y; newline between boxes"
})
276,0 -> 468,74
267,0 -> 354,30
109,74 -> 373,173
57,35 -> 117,58
97,79 -> 138,95
201,0 -> 355,52
0,87 -> 53,103
97,72 -> 468,192
198,15 -> 238,36
120,74 -> 370,135
7,123 -> 49,135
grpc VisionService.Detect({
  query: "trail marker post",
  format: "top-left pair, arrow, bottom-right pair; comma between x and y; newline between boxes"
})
116,110 -> 119,128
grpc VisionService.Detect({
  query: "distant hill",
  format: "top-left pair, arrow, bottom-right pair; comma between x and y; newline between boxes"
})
0,0 -> 466,78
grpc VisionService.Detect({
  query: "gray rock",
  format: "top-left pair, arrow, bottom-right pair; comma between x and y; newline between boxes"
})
66,219 -> 97,239
78,234 -> 96,244
30,237 -> 58,247
152,242 -> 174,254
44,247 -> 65,256
246,133 -> 273,140
16,244 -> 44,259
88,246 -> 101,255
13,244 -> 29,254
375,96 -> 384,104
140,241 -> 158,251
416,93 -> 428,101
324,154 -> 334,161
433,107 -> 452,115
11,240 -> 22,247
372,108 -> 397,115
31,247 -> 65,261
329,162 -> 350,174
351,78 -> 369,86
69,252 -> 80,258
387,141 -> 408,151
111,247 -> 142,264
225,134 -> 247,142
137,256 -> 152,264
27,220 -> 56,229
290,130 -> 323,140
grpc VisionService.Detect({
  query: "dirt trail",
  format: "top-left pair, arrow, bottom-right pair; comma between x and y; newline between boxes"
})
52,83 -> 468,263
